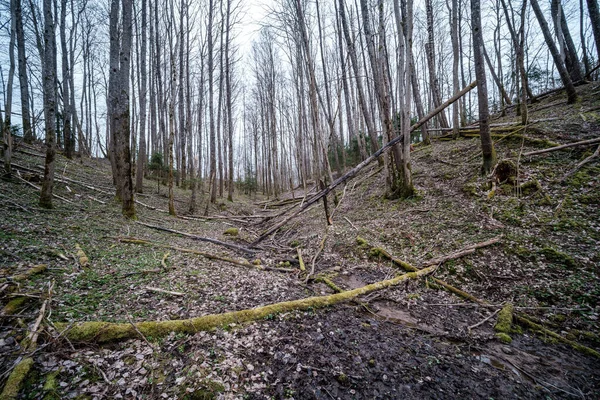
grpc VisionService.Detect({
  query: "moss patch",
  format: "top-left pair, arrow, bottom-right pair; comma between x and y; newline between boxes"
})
495,303 -> 514,333
496,332 -> 512,344
223,228 -> 239,236
539,247 -> 577,268
0,357 -> 34,400
1,297 -> 29,316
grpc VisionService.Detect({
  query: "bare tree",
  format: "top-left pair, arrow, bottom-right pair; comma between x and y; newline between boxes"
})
530,0 -> 577,103
40,0 -> 58,208
471,0 -> 497,174
135,0 -> 148,193
108,0 -> 136,218
14,0 -> 33,144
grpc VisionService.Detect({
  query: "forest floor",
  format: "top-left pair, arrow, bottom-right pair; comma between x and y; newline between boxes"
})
1,82 -> 600,399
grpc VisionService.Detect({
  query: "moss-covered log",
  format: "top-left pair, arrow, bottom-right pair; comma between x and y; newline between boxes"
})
0,357 -> 34,400
55,266 -> 434,343
1,297 -> 29,316
10,264 -> 47,282
75,244 -> 89,268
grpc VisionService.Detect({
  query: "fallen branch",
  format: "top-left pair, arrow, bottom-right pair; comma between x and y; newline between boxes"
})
421,236 -> 503,267
523,137 -> 600,157
360,238 -> 600,358
560,145 -> 600,182
306,228 -> 329,283
117,237 -> 293,273
55,265 -> 434,343
254,82 -> 478,243
136,221 -> 256,254
468,309 -> 501,334
15,175 -> 75,204
145,286 -> 184,297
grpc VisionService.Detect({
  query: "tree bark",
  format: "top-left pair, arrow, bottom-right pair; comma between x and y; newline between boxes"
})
40,0 -> 57,208
471,0 -> 497,174
14,0 -> 32,144
135,0 -> 147,193
530,0 -> 577,103
587,0 -> 600,64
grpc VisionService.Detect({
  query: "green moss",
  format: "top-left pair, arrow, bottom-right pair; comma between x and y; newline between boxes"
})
42,370 -> 61,400
252,259 -> 261,266
496,332 -> 512,344
183,380 -> 225,400
539,247 -> 577,268
519,179 -> 541,196
462,182 -> 478,196
12,264 -> 47,281
356,236 -> 368,247
223,228 -> 238,236
578,192 -> 600,205
0,357 -> 34,400
495,303 -> 514,333
337,373 -> 348,384
1,297 -> 29,316
288,240 -> 300,248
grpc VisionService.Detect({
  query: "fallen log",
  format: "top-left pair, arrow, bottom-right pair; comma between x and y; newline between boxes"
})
522,137 -> 600,157
255,81 -> 478,243
560,145 -> 600,182
55,265 -> 435,343
136,221 -> 256,254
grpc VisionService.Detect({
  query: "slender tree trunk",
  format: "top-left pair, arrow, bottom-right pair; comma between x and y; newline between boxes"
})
587,0 -> 600,64
551,0 -> 584,82
530,0 -> 577,103
15,0 -> 32,144
208,0 -> 217,204
40,0 -> 58,208
60,0 -> 72,159
3,0 -> 16,175
425,0 -> 449,129
135,0 -> 147,193
471,0 -> 497,174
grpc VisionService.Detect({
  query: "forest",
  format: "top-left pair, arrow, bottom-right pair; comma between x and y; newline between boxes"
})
0,0 -> 600,398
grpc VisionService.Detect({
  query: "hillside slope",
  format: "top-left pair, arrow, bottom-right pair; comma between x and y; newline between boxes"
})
1,82 -> 599,399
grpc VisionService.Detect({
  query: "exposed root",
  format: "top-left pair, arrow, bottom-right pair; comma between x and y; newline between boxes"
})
55,266 -> 434,343
9,264 -> 47,282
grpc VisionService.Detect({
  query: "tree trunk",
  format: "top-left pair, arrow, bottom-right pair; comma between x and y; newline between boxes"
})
425,0 -> 449,129
135,0 -> 147,193
14,0 -> 32,144
40,0 -> 58,208
208,0 -> 217,204
60,0 -> 72,159
471,0 -> 497,174
551,0 -> 584,82
530,0 -> 577,103
108,0 -> 136,218
587,0 -> 600,64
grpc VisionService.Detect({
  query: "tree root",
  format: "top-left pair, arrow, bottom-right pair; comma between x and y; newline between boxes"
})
54,266 -> 434,343
359,238 -> 600,358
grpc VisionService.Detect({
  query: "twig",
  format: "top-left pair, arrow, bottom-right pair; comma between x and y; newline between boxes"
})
126,313 -> 157,349
467,309 -> 501,334
522,137 -> 600,157
144,286 -> 185,296
560,145 -> 600,182
305,227 -> 329,283
344,216 -> 358,230
136,221 -> 256,254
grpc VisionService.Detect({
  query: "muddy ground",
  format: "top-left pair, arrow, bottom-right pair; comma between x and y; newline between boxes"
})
1,83 -> 600,399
